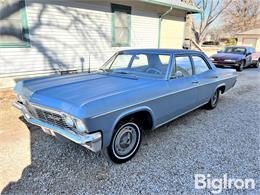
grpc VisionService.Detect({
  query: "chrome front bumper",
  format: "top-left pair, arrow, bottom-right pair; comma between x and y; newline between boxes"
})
13,101 -> 102,152
213,62 -> 239,67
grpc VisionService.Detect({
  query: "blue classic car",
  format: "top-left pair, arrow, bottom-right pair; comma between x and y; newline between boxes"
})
14,49 -> 237,163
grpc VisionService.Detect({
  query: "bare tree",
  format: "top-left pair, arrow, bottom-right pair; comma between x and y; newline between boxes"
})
191,0 -> 233,45
221,0 -> 260,35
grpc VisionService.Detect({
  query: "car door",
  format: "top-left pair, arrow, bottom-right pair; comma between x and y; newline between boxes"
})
166,55 -> 199,120
191,55 -> 217,104
245,48 -> 253,66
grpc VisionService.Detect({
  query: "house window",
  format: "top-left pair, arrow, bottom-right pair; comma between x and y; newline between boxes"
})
111,4 -> 131,47
0,0 -> 30,48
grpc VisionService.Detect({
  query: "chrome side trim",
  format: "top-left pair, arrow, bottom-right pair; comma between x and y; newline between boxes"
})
154,102 -> 208,129
90,76 -> 236,119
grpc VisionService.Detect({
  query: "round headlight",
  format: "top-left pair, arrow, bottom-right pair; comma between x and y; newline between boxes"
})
64,116 -> 75,127
75,120 -> 87,133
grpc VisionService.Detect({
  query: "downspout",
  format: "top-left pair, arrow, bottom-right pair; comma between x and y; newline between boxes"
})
158,5 -> 173,48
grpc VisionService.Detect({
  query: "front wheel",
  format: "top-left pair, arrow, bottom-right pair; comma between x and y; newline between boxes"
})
236,60 -> 244,71
106,121 -> 142,163
254,60 -> 259,68
205,89 -> 220,110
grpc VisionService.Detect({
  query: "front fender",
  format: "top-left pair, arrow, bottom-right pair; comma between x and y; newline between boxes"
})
86,105 -> 156,148
112,106 -> 156,132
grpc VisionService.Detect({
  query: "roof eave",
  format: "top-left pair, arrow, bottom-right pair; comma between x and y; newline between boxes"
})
140,0 -> 202,14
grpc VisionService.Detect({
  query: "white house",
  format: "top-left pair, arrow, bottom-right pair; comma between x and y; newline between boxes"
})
0,0 -> 200,86
236,28 -> 260,52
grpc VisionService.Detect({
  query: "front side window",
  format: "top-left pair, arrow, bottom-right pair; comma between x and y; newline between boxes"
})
111,4 -> 131,47
192,56 -> 210,75
132,54 -> 148,67
174,56 -> 193,77
0,0 -> 30,47
248,47 -> 255,54
101,52 -> 171,79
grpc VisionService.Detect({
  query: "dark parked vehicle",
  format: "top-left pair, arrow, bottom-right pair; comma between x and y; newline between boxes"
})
252,52 -> 260,68
210,46 -> 257,71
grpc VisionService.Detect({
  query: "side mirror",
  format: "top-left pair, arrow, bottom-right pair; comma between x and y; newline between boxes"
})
175,71 -> 184,78
134,56 -> 140,60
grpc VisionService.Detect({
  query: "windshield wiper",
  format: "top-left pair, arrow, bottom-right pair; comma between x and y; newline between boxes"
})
113,71 -> 129,75
112,71 -> 138,79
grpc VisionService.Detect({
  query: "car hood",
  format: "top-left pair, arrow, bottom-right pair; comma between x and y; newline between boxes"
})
15,73 -> 155,116
211,53 -> 244,61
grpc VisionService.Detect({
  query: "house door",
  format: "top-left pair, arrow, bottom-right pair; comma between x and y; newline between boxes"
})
159,16 -> 185,49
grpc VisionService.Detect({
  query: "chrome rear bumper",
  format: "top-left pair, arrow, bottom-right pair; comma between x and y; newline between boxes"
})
13,101 -> 102,152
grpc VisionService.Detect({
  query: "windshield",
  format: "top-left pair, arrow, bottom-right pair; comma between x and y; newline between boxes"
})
100,52 -> 171,79
223,47 -> 246,54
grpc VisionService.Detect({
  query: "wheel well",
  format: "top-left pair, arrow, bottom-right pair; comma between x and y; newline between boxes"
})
218,85 -> 225,94
117,111 -> 153,131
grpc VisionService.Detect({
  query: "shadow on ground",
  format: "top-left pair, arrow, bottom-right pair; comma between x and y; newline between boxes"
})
1,116 -> 111,194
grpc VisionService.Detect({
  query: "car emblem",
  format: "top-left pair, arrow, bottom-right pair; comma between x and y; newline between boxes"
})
46,114 -> 61,121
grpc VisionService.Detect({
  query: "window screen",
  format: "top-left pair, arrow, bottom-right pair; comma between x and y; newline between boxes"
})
111,4 -> 131,47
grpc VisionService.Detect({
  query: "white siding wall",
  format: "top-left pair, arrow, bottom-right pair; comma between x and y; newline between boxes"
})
0,0 -> 159,77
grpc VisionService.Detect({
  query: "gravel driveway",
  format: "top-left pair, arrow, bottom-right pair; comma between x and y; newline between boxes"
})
1,68 -> 259,195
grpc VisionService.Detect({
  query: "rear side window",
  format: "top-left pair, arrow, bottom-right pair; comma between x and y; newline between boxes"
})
192,56 -> 210,75
175,56 -> 193,77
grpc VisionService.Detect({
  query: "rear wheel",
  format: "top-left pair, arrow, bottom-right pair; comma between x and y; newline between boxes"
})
106,120 -> 142,163
236,60 -> 245,71
205,89 -> 220,110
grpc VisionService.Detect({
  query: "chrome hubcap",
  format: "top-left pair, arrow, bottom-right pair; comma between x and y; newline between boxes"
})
114,125 -> 138,157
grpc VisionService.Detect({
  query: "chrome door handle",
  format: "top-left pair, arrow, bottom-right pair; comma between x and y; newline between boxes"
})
211,75 -> 218,79
192,81 -> 199,84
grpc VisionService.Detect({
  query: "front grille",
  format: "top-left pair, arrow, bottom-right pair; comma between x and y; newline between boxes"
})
29,105 -> 74,131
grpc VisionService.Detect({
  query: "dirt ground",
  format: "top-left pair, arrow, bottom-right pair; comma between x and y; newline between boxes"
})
0,90 -> 31,192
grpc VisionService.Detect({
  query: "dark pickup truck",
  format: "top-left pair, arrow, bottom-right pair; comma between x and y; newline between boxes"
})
210,46 -> 259,71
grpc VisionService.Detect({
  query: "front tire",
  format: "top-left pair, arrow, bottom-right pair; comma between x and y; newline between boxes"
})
205,89 -> 220,110
106,121 -> 142,163
254,60 -> 259,68
236,60 -> 245,72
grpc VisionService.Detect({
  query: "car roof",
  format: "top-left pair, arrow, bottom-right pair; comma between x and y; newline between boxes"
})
119,48 -> 203,55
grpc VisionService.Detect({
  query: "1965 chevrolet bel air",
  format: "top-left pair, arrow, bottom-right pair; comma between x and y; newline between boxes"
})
14,49 -> 237,163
